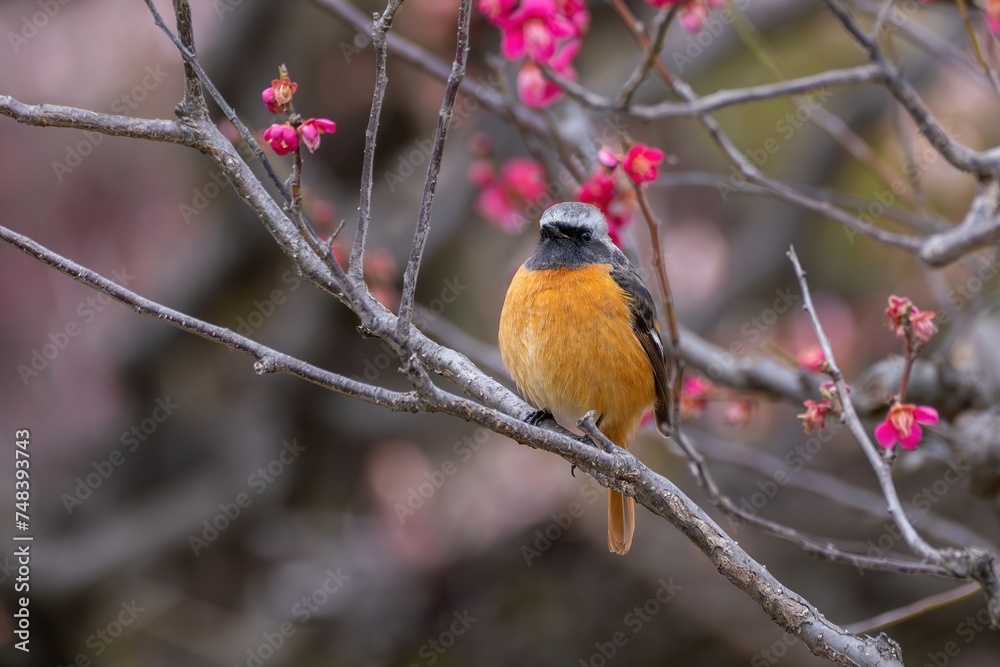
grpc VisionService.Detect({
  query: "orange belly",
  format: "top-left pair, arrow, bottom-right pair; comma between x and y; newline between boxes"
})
498,264 -> 655,444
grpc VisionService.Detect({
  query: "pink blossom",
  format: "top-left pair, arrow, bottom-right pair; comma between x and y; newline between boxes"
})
502,158 -> 547,202
263,76 -> 297,113
987,0 -> 1000,33
576,168 -> 634,245
622,144 -> 665,184
516,39 -> 579,108
645,0 -> 721,34
680,376 -> 712,420
596,147 -> 620,169
556,0 -> 591,35
262,87 -> 279,114
679,2 -> 709,33
299,117 -> 337,153
725,399 -> 753,427
885,295 -> 937,344
874,403 -> 939,450
471,158 -> 549,232
798,399 -> 831,434
263,123 -> 298,155
499,0 -> 576,63
478,0 -> 517,23
796,346 -> 826,373
911,309 -> 938,345
577,170 -> 621,241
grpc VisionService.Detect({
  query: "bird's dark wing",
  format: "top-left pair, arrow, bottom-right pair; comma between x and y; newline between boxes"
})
610,260 -> 672,435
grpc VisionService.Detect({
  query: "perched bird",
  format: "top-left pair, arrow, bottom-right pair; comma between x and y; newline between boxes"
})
498,202 -> 671,555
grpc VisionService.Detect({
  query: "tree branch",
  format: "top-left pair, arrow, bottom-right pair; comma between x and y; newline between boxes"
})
396,0 -> 472,349
919,176 -> 1000,266
822,0 -> 1000,176
0,96 -> 198,145
788,245 -> 1000,629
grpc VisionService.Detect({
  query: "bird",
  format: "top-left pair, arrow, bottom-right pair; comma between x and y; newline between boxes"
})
498,201 -> 671,555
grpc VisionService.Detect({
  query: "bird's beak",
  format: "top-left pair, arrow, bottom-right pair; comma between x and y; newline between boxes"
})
540,223 -> 567,239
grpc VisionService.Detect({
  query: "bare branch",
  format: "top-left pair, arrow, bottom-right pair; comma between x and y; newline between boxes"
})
822,0 -> 1000,176
142,0 -> 290,202
615,7 -> 676,109
919,176 -> 1000,266
396,0 -> 472,349
171,0 -> 206,117
0,215 -> 902,665
348,0 -> 404,281
0,225 -> 417,411
0,96 -> 198,145
315,0 -> 549,137
845,582 -> 982,634
557,63 -> 884,120
788,245 -> 1000,628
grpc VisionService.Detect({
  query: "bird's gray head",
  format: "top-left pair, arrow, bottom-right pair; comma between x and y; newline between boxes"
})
538,202 -> 613,248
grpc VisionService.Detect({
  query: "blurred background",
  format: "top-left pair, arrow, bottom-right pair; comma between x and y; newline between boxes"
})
2,0 -> 1000,665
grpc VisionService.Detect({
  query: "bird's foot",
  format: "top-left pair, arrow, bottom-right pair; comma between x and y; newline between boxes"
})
525,409 -> 554,426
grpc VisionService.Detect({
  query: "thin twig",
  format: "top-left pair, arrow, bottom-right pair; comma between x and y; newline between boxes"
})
616,7 -> 677,109
845,582 -> 982,634
823,0 -> 1000,175
396,0 -> 472,351
0,219 -> 903,665
0,96 -> 199,145
788,244 -> 1000,627
142,0 -> 290,202
605,2 -> 925,252
171,0 -> 205,117
0,225 -> 418,410
315,0 -> 549,137
348,0 -> 404,281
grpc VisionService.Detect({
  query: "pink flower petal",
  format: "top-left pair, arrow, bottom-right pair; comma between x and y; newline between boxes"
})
898,424 -> 923,450
874,421 -> 898,448
913,406 -> 939,425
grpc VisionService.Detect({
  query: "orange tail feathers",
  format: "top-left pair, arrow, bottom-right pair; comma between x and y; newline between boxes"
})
608,489 -> 634,555
603,421 -> 637,555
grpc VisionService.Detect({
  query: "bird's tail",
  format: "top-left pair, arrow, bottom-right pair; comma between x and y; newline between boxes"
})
608,489 -> 634,555
604,421 -> 635,555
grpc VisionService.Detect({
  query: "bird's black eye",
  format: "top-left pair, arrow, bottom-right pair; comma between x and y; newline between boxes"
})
581,231 -> 593,242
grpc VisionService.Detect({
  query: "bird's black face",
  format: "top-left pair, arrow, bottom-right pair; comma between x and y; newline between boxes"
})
527,222 -> 614,270
539,222 -> 595,246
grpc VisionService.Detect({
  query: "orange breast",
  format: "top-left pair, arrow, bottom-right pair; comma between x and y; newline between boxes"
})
498,264 -> 655,445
